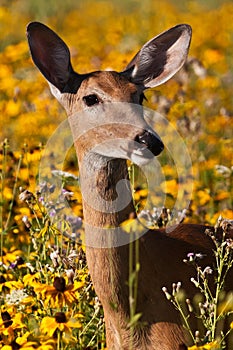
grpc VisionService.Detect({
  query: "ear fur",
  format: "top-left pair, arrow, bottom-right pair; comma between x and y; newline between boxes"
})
27,22 -> 85,93
122,24 -> 192,89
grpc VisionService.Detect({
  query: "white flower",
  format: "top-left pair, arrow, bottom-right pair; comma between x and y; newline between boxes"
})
5,289 -> 28,305
215,165 -> 232,178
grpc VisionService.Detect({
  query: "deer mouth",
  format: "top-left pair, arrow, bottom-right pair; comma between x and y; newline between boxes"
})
133,145 -> 155,159
119,135 -> 163,165
128,145 -> 158,165
89,130 -> 164,166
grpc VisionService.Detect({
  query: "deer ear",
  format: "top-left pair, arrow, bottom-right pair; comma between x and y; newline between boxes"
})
122,24 -> 192,89
26,22 -> 84,93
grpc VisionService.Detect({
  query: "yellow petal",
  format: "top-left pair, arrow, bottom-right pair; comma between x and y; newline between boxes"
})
67,319 -> 82,329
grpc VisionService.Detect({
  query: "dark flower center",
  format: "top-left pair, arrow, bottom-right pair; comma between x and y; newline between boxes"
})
16,257 -> 24,266
53,276 -> 66,292
0,275 -> 6,284
11,341 -> 21,350
1,311 -> 13,328
55,312 -> 67,323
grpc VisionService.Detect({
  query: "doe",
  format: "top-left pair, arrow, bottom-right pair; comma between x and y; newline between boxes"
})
27,22 -> 233,350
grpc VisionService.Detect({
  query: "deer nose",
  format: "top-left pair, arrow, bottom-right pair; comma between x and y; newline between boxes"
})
135,130 -> 164,156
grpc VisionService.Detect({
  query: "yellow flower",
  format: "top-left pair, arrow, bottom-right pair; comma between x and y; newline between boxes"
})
120,217 -> 145,234
133,188 -> 148,202
161,179 -> 178,198
1,332 -> 37,350
188,340 -> 220,349
0,247 -> 23,265
0,311 -> 26,331
40,312 -> 82,337
0,280 -> 24,293
205,209 -> 233,225
214,191 -> 229,201
203,49 -> 224,66
0,311 -> 26,343
36,339 -> 56,350
14,332 -> 37,349
33,277 -> 84,307
197,189 -> 211,206
23,272 -> 41,287
5,100 -> 21,117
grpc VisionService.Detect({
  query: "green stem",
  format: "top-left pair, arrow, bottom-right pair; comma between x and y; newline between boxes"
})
79,307 -> 99,337
173,297 -> 196,344
134,236 -> 139,315
128,237 -> 134,350
211,246 -> 225,340
128,233 -> 141,350
128,164 -> 136,209
4,154 -> 22,231
0,140 -> 9,259
129,233 -> 134,312
57,329 -> 61,350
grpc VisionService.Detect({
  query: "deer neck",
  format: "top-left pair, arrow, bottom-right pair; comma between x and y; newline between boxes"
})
76,151 -> 134,313
77,151 -> 135,247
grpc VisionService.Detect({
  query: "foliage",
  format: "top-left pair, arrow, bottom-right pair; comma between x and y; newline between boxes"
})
0,0 -> 233,349
163,217 -> 233,349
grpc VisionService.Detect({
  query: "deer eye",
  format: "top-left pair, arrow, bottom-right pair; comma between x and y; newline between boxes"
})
83,94 -> 100,107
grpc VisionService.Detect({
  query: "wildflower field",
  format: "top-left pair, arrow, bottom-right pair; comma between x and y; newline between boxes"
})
0,0 -> 233,349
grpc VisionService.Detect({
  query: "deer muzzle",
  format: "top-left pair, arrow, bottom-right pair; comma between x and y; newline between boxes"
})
135,130 -> 164,157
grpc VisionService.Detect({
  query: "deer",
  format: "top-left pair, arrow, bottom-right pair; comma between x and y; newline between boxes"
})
26,22 -> 233,349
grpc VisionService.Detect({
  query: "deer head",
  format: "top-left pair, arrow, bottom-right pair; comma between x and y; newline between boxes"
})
26,22 -> 191,166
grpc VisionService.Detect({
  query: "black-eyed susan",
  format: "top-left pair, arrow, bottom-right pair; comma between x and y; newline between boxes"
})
1,331 -> 38,350
22,272 -> 40,287
40,312 -> 82,337
0,247 -> 23,266
33,276 -> 84,308
0,310 -> 26,342
0,280 -> 24,293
